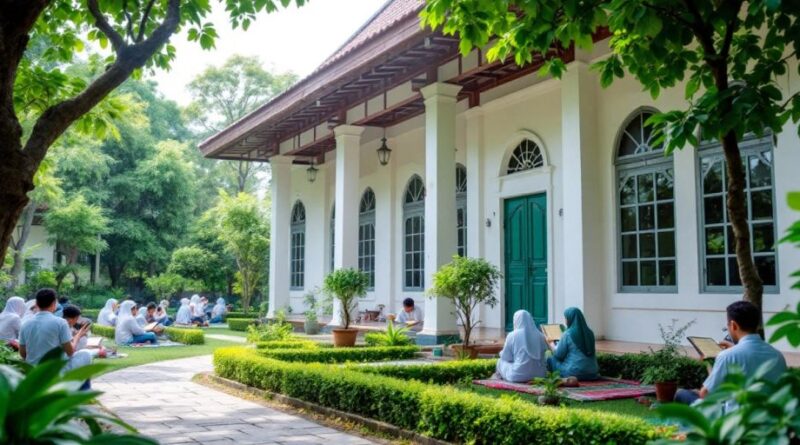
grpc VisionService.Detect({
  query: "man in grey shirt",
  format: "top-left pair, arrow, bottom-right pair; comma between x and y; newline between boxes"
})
19,288 -> 92,372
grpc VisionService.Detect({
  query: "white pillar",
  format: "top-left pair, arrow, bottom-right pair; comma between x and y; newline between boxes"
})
327,125 -> 365,328
560,62 -> 604,329
375,137 -> 397,314
418,82 -> 463,345
267,156 -> 293,318
464,106 -> 484,258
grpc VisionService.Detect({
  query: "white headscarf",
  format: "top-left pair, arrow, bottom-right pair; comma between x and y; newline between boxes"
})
511,310 -> 546,360
2,297 -> 26,317
21,299 -> 38,322
176,298 -> 192,324
97,298 -> 118,326
115,300 -> 137,344
212,298 -> 226,317
190,294 -> 202,317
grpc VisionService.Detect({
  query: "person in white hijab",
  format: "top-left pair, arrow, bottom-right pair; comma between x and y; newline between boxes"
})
0,297 -> 26,341
189,294 -> 207,326
495,310 -> 549,382
21,299 -> 38,323
154,300 -> 172,326
210,298 -> 227,324
115,301 -> 157,345
175,298 -> 192,325
97,298 -> 118,327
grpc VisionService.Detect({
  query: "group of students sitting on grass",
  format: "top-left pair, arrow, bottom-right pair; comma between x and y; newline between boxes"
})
497,301 -> 787,407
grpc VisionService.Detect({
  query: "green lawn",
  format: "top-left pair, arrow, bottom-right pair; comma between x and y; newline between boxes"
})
202,327 -> 248,338
98,338 -> 243,374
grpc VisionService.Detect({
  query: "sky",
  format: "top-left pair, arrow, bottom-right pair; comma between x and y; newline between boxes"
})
150,0 -> 387,106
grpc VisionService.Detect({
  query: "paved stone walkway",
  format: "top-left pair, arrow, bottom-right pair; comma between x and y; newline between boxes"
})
96,356 -> 376,445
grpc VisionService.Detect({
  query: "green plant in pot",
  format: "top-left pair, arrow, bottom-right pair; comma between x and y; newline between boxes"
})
644,319 -> 695,402
303,289 -> 321,335
533,371 -> 563,406
323,268 -> 369,347
429,256 -> 501,359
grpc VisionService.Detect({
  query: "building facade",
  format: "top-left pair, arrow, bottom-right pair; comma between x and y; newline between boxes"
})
200,0 -> 800,349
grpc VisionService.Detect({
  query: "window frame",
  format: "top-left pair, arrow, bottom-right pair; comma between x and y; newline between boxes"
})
456,164 -> 467,257
696,135 -> 779,294
403,175 -> 426,291
290,201 -> 306,290
359,188 -> 376,290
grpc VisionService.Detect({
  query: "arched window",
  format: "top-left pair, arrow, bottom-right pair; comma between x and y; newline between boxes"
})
507,139 -> 544,174
403,175 -> 425,290
359,188 -> 376,289
329,205 -> 335,272
616,110 -> 676,291
456,164 -> 467,257
290,201 -> 306,290
699,136 -> 777,291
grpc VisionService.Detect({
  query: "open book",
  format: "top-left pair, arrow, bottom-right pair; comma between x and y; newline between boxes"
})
86,337 -> 103,349
143,322 -> 160,332
540,324 -> 564,341
687,336 -> 723,359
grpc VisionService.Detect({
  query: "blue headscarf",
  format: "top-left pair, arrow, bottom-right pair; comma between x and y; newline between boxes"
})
564,307 -> 595,357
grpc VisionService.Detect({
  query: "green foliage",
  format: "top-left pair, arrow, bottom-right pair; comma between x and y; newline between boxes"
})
227,318 -> 258,332
642,319 -> 696,383
145,273 -> 200,300
214,347 -> 667,444
164,327 -> 204,345
429,256 -> 501,347
768,193 -> 800,345
0,344 -> 29,373
224,311 -> 260,319
167,246 -> 224,292
255,339 -> 319,350
0,356 -> 156,444
363,321 -> 412,347
353,359 -> 496,385
44,194 -> 109,263
81,309 -> 100,321
257,346 -> 419,364
245,319 -> 293,343
323,268 -> 369,329
91,324 -> 115,340
597,353 -> 707,388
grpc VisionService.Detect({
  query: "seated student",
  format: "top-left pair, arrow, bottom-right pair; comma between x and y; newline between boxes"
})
189,295 -> 208,326
547,307 -> 599,381
97,298 -> 118,327
675,300 -> 787,405
495,310 -> 549,382
175,298 -> 192,325
155,300 -> 172,326
21,299 -> 38,323
62,305 -> 89,351
0,296 -> 26,343
115,301 -> 158,345
396,298 -> 424,328
140,302 -> 165,334
19,289 -> 92,374
210,298 -> 227,324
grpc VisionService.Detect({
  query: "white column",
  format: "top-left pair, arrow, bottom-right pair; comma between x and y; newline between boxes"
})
464,106 -> 484,258
327,125 -> 365,328
560,62 -> 604,329
375,137 -> 397,314
418,82 -> 463,344
267,155 -> 293,318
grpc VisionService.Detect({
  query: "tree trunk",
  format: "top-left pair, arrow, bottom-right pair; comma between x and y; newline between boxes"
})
0,150 -> 36,265
8,201 -> 36,287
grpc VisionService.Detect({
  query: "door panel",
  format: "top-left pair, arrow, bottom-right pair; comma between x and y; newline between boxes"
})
504,194 -> 548,330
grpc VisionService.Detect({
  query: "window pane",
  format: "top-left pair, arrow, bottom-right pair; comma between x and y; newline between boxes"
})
704,196 -> 724,224
621,208 -> 637,232
620,177 -> 636,205
750,190 -> 773,220
659,260 -> 676,286
706,258 -> 726,286
622,262 -> 638,286
656,171 -> 673,200
703,159 -> 723,193
640,261 -> 657,286
755,255 -> 776,286
657,203 -> 674,229
752,223 -> 774,253
728,258 -> 741,286
638,205 -> 654,230
749,154 -> 772,187
621,235 -> 637,259
638,174 -> 654,203
705,227 -> 725,255
658,231 -> 675,257
639,233 -> 656,258
727,226 -> 736,255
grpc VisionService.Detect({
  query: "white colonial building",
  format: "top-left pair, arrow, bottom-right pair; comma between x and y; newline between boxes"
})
200,0 -> 800,349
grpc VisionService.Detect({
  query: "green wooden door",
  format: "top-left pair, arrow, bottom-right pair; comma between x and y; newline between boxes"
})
504,193 -> 548,330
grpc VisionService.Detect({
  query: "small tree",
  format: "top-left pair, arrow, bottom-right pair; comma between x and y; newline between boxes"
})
145,272 -> 199,300
167,245 -> 224,292
429,256 -> 501,347
323,268 -> 369,330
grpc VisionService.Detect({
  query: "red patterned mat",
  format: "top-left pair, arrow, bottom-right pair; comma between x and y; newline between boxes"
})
473,377 -> 655,402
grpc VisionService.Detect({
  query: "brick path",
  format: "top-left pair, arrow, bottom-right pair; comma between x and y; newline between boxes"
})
96,356 -> 376,445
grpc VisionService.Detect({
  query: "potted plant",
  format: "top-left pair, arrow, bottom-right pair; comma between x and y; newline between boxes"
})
302,290 -> 320,335
323,268 -> 369,347
534,371 -> 563,406
643,319 -> 696,402
428,256 -> 501,359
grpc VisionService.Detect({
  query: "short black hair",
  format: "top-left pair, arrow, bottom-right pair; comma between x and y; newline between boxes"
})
147,302 -> 156,310
727,300 -> 760,332
58,296 -> 69,305
35,288 -> 58,309
402,298 -> 414,308
62,304 -> 82,319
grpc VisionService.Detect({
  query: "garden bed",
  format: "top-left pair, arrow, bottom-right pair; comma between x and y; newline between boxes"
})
91,324 -> 205,345
227,318 -> 259,331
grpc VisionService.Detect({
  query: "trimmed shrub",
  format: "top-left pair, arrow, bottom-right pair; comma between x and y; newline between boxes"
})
91,324 -> 115,339
257,345 -> 419,363
597,353 -> 707,388
353,359 -> 496,384
214,348 -> 669,444
255,339 -> 320,350
228,318 -> 258,332
165,327 -> 204,345
225,311 -> 260,320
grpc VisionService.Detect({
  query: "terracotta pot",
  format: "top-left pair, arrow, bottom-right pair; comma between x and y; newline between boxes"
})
450,344 -> 479,359
332,328 -> 358,347
654,381 -> 678,402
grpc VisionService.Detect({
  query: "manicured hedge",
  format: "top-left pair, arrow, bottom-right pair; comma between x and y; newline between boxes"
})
257,345 -> 419,363
224,312 -> 260,320
597,353 -> 708,388
164,327 -> 205,345
227,318 -> 258,331
214,348 -> 669,444
81,309 -> 100,321
255,339 -> 320,350
353,359 -> 496,384
91,324 -> 115,339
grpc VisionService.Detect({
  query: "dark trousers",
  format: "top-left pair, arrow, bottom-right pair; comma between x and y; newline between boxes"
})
674,388 -> 701,404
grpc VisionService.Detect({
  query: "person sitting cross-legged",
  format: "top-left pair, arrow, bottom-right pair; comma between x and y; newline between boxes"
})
19,288 -> 93,376
495,310 -> 549,382
547,307 -> 600,381
115,301 -> 158,345
675,300 -> 787,405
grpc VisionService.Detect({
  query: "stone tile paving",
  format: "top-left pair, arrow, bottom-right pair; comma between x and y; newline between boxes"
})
95,356 -> 377,445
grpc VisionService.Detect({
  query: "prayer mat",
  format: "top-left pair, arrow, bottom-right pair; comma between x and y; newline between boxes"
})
473,377 -> 655,402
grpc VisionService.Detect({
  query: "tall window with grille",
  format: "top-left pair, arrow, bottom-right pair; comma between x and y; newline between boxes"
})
456,164 -> 467,257
507,139 -> 544,175
403,175 -> 425,291
329,205 -> 335,272
699,137 -> 777,292
290,201 -> 306,290
359,188 -> 376,290
616,110 -> 677,291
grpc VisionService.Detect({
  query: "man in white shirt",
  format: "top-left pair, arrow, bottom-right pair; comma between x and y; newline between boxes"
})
396,298 -> 423,330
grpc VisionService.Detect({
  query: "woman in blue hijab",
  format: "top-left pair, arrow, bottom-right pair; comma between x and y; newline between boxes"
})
547,307 -> 599,381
